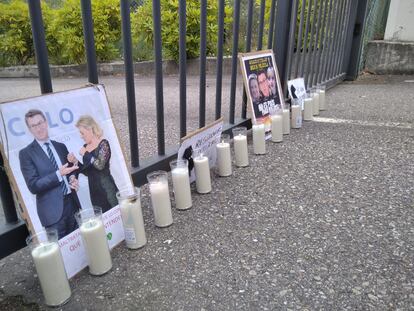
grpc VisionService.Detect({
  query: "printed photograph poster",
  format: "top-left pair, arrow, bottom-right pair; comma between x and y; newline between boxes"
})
239,50 -> 285,130
288,77 -> 307,110
0,85 -> 133,278
178,118 -> 223,183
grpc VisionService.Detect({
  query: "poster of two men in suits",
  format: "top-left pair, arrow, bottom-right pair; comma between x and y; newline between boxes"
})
0,85 -> 132,277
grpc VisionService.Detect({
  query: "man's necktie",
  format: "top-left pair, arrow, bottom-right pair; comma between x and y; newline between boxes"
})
44,142 -> 68,195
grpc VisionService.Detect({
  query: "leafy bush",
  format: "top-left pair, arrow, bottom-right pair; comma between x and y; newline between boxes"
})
49,0 -> 121,64
131,0 -> 233,61
0,0 -> 36,66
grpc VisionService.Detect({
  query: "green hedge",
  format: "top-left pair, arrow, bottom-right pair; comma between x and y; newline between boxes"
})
0,0 -> 234,67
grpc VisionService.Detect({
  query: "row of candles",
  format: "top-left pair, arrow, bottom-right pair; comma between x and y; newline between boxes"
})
27,86 -> 327,306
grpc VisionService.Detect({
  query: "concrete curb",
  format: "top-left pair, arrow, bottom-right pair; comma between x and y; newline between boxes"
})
365,40 -> 414,74
0,57 -> 234,78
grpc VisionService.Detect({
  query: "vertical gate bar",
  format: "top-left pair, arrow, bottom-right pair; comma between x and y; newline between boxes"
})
300,0 -> 313,80
310,0 -> 327,87
257,0 -> 266,50
317,0 -> 333,84
28,0 -> 52,94
179,0 -> 187,136
242,0 -> 254,119
343,0 -> 369,80
307,0 -> 321,88
293,0 -> 306,78
80,0 -> 98,84
331,0 -> 347,77
0,156 -> 17,224
229,0 -> 241,124
325,0 -> 342,81
336,0 -> 352,76
283,0 -> 299,82
152,0 -> 165,155
329,0 -> 346,78
199,0 -> 207,128
267,0 -> 276,49
304,0 -> 318,88
120,0 -> 139,167
321,0 -> 337,82
215,0 -> 225,120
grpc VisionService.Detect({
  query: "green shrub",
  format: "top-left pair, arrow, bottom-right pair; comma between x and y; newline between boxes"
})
131,0 -> 233,62
0,0 -> 35,66
49,0 -> 121,64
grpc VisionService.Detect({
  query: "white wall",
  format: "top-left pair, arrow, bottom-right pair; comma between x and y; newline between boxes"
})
384,0 -> 414,41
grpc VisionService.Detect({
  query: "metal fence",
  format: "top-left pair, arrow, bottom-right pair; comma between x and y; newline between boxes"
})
0,0 -> 368,258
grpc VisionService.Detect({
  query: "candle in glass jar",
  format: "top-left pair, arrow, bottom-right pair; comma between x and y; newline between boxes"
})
319,89 -> 326,110
194,154 -> 212,194
291,104 -> 302,129
80,218 -> 112,275
282,109 -> 290,135
271,114 -> 283,142
216,137 -> 232,176
252,123 -> 266,155
170,160 -> 192,209
118,188 -> 147,249
148,173 -> 173,227
31,242 -> 71,306
312,91 -> 320,116
233,134 -> 249,167
304,97 -> 313,121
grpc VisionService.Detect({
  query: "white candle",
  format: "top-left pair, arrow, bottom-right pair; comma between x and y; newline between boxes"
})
171,167 -> 192,209
233,134 -> 249,167
216,141 -> 232,176
319,90 -> 326,110
194,155 -> 212,193
80,218 -> 112,275
291,105 -> 302,129
304,98 -> 313,121
120,198 -> 147,249
312,92 -> 320,115
31,242 -> 71,306
282,109 -> 290,135
271,114 -> 283,142
150,180 -> 173,227
252,124 -> 266,155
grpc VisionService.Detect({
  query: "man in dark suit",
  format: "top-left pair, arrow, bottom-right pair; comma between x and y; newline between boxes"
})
19,109 -> 81,239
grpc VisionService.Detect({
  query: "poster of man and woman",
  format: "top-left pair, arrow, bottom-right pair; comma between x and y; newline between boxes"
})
0,85 -> 132,277
239,50 -> 285,130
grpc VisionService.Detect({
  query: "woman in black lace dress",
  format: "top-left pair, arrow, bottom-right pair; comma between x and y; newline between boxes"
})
67,115 -> 118,213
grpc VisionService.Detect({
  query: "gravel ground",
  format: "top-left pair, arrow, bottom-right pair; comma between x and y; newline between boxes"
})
0,74 -> 413,310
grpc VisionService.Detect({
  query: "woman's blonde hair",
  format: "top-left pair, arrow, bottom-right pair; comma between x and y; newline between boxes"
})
76,115 -> 103,138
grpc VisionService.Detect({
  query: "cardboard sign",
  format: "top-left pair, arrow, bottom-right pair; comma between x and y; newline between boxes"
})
239,50 -> 285,131
287,78 -> 307,110
0,85 -> 133,278
177,118 -> 223,183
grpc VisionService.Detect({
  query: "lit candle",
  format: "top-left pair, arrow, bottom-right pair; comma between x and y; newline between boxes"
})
291,104 -> 302,129
304,97 -> 313,121
147,171 -> 173,227
252,123 -> 266,155
319,85 -> 326,110
271,113 -> 283,142
232,127 -> 249,167
27,229 -> 71,307
170,160 -> 192,209
117,187 -> 147,249
282,109 -> 290,135
193,151 -> 212,194
312,90 -> 320,116
216,134 -> 232,176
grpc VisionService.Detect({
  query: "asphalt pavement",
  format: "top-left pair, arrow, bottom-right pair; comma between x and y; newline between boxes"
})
0,74 -> 413,310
